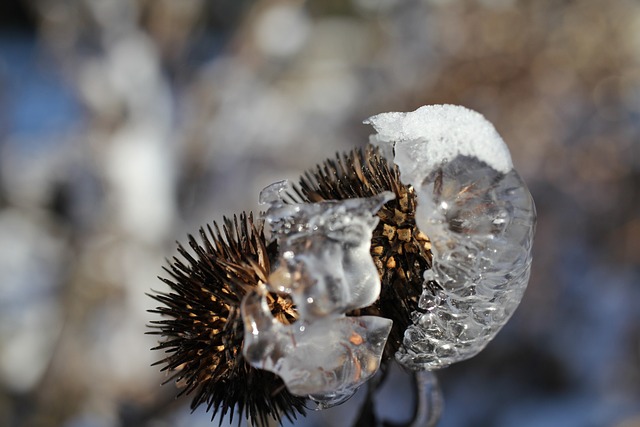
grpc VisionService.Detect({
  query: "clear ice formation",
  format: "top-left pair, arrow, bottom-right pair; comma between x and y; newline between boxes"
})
366,104 -> 536,370
241,104 -> 535,409
241,181 -> 394,409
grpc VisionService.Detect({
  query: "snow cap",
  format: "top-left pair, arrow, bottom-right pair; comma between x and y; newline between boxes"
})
365,105 -> 513,179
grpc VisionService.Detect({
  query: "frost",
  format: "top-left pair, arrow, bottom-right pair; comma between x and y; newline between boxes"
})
366,105 -> 536,370
242,181 -> 394,408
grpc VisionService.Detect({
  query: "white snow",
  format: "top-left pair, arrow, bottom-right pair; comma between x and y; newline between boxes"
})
365,104 -> 513,177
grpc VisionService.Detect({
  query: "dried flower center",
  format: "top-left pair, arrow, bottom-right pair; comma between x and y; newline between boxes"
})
268,292 -> 298,324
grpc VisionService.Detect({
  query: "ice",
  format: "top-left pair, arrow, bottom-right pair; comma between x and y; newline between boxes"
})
365,104 -> 513,175
366,105 -> 536,370
242,181 -> 394,408
242,103 -> 535,398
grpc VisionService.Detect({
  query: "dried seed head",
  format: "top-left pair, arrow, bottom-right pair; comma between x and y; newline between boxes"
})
147,213 -> 305,427
149,148 -> 436,424
289,145 -> 436,362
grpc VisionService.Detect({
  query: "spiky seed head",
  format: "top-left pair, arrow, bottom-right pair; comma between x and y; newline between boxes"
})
147,213 -> 305,427
148,146 -> 436,425
289,145 -> 436,362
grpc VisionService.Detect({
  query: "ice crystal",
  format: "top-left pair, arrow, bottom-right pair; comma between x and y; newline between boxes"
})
366,105 -> 536,370
241,181 -> 394,409
239,104 -> 535,420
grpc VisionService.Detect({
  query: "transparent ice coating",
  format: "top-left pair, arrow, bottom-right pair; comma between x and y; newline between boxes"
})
242,181 -> 394,408
366,105 -> 536,370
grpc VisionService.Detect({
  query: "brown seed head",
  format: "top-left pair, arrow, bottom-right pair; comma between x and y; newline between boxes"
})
289,145 -> 436,362
147,213 -> 305,427
148,146 -> 437,425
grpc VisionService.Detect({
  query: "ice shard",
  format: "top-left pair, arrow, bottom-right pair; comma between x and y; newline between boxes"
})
366,105 -> 536,370
241,181 -> 394,408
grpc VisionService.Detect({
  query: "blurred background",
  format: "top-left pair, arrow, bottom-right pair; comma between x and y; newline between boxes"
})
0,0 -> 639,426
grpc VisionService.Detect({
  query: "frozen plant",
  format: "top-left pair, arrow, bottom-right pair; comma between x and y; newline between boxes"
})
366,105 -> 536,370
149,104 -> 536,427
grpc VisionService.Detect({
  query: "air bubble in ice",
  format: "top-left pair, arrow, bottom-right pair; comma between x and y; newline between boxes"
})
241,181 -> 394,408
366,105 -> 536,370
